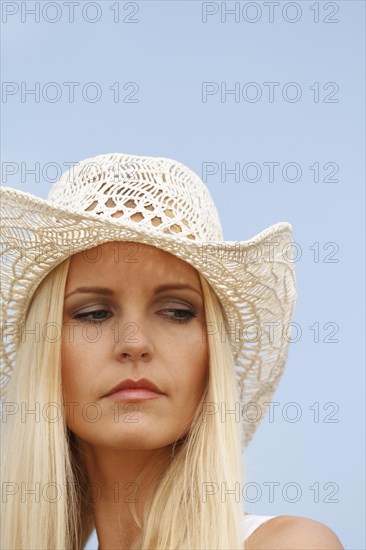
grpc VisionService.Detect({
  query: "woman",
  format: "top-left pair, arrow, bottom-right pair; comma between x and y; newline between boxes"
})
0,153 -> 344,549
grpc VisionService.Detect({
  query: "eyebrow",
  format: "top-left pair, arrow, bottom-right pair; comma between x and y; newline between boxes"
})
154,284 -> 202,297
64,287 -> 114,300
64,284 -> 202,300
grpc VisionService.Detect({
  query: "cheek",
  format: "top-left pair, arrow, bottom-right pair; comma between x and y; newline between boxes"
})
167,335 -> 208,439
61,338 -> 106,433
171,334 -> 209,396
61,336 -> 100,400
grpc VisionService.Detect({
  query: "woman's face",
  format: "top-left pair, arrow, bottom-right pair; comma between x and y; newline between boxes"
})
61,241 -> 209,450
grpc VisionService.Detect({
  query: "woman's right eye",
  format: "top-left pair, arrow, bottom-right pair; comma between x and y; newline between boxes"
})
73,309 -> 111,323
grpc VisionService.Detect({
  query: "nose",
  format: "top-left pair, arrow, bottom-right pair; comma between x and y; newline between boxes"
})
112,320 -> 154,364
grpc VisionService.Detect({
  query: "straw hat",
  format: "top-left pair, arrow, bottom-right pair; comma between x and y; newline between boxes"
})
0,152 -> 297,447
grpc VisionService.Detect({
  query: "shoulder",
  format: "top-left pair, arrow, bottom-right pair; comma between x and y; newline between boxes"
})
245,514 -> 344,549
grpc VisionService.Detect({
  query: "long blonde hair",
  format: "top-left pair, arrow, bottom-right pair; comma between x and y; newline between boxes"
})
1,255 -> 247,549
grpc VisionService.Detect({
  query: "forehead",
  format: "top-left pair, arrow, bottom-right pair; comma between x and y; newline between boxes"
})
66,241 -> 200,287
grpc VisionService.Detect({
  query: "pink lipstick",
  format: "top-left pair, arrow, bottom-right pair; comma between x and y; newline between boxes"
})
102,378 -> 165,401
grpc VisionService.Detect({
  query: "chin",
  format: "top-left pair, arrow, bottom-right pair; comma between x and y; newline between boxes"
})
88,427 -> 177,450
100,437 -> 175,452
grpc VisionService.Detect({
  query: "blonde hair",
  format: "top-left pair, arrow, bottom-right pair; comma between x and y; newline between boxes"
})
1,256 -> 247,549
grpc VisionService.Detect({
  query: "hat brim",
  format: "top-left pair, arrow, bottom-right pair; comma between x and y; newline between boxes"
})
1,186 -> 297,447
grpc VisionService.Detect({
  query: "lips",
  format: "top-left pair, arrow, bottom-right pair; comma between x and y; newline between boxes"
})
103,378 -> 164,398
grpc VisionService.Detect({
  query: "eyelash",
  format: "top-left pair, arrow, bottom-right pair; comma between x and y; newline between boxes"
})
159,308 -> 197,324
73,308 -> 197,325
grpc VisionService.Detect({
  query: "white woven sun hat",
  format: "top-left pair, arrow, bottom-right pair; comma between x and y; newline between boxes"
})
0,152 -> 297,447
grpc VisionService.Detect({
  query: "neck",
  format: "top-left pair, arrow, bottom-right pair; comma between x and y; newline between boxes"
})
78,439 -> 174,550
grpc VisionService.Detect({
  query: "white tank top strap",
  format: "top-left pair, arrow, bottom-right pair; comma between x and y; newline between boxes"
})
242,513 -> 277,541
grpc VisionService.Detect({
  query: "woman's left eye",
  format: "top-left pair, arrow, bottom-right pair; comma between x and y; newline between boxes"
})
73,309 -> 111,323
158,308 -> 197,324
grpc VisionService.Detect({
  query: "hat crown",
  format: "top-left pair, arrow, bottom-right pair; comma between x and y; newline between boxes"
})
47,153 -> 224,242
